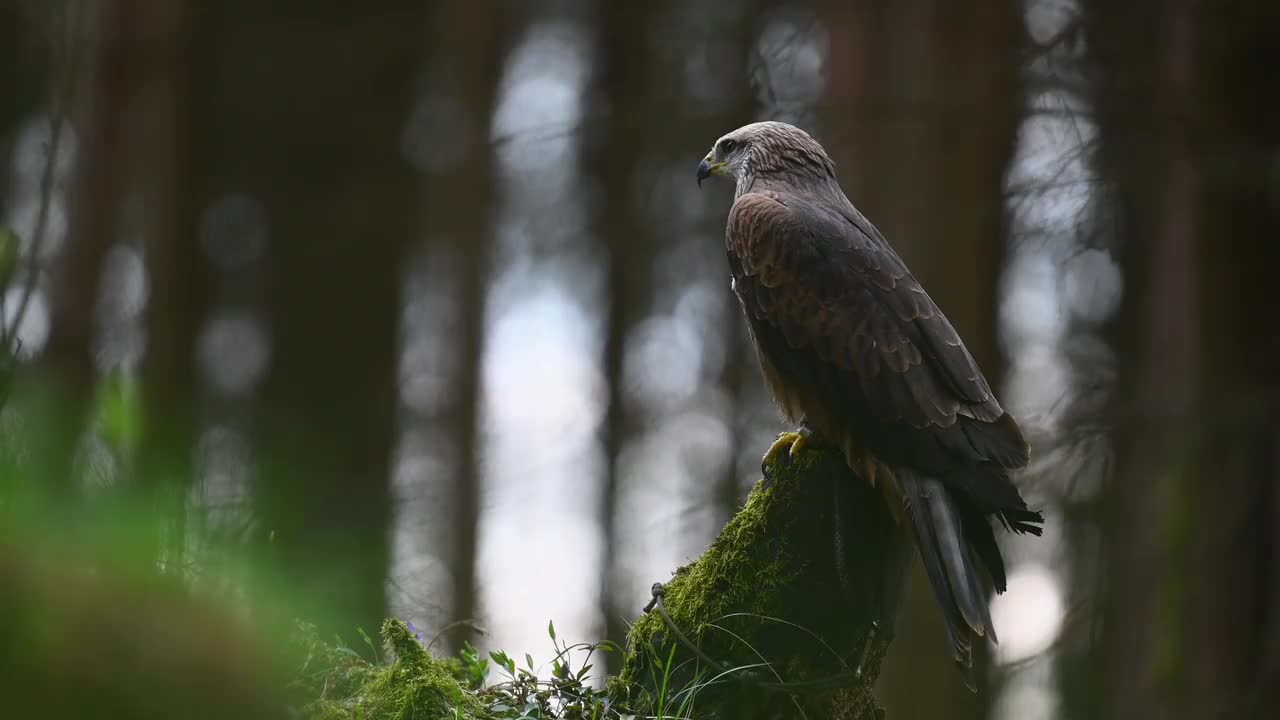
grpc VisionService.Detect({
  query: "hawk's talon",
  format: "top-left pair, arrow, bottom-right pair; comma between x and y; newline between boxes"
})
789,431 -> 809,460
762,425 -> 813,474
763,431 -> 802,470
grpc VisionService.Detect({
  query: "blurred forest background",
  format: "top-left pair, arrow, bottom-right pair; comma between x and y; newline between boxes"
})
1,0 -> 1277,718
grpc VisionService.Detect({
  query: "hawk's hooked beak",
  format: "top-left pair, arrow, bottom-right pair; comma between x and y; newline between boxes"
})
697,156 -> 724,188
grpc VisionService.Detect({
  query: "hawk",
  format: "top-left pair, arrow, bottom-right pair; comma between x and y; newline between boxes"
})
697,121 -> 1042,682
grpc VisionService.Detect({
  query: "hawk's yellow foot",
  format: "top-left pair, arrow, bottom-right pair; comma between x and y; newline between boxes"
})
761,424 -> 814,474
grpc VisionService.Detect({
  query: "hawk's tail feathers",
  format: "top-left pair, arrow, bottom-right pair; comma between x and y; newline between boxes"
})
897,467 -> 996,689
998,506 -> 1045,536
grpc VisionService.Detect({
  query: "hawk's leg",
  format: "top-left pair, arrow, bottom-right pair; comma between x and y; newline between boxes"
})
761,419 -> 817,476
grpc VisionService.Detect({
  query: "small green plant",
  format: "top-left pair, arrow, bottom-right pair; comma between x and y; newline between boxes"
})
471,619 -> 620,719
646,641 -> 699,719
293,618 -> 641,720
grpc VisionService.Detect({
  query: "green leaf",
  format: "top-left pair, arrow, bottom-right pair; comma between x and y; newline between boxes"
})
489,649 -> 516,675
525,653 -> 535,670
94,371 -> 143,455
547,619 -> 556,642
357,627 -> 379,661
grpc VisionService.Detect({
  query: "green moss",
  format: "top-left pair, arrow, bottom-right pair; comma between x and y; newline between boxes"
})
294,619 -> 484,719
620,455 -> 806,663
613,448 -> 901,720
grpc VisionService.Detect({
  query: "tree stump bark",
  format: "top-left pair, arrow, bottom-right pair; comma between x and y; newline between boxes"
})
610,446 -> 910,719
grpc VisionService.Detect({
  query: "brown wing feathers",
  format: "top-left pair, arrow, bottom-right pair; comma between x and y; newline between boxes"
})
729,192 -> 1029,458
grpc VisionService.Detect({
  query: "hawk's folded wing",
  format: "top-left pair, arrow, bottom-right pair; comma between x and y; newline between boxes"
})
726,190 -> 1030,475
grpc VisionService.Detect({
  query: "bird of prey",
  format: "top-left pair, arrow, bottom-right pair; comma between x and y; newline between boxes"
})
697,121 -> 1042,683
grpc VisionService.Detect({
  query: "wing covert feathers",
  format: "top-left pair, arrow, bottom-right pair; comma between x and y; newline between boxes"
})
726,190 -> 1030,471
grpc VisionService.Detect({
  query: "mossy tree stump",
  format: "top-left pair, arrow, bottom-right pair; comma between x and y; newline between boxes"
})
611,446 -> 910,720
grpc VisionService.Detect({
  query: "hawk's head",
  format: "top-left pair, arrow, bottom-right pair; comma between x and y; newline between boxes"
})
697,121 -> 836,191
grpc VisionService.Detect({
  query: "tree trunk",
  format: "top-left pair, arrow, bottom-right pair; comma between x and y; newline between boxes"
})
820,1 -> 1024,713
591,0 -> 660,660
1088,1 -> 1280,718
130,0 -> 206,571
614,448 -> 907,720
1083,5 -> 1187,717
428,0 -> 508,652
1180,6 -> 1280,713
209,3 -> 429,636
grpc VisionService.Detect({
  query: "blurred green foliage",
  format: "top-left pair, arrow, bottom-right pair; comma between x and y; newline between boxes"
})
0,381 -> 632,719
93,371 -> 143,458
0,502 -> 290,718
0,384 -> 289,717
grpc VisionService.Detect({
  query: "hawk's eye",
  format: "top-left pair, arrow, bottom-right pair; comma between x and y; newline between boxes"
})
720,139 -> 737,154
